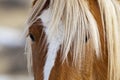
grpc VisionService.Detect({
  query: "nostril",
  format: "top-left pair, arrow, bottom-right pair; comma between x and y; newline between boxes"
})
29,33 -> 35,42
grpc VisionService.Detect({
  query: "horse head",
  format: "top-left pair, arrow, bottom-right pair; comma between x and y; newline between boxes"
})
26,0 -> 120,80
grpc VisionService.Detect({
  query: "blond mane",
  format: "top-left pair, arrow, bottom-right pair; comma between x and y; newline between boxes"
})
26,0 -> 120,80
98,0 -> 120,80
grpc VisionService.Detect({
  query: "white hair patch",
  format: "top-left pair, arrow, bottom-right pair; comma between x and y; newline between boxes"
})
38,8 -> 64,80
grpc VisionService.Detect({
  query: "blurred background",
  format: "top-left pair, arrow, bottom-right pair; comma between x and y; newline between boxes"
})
0,0 -> 33,80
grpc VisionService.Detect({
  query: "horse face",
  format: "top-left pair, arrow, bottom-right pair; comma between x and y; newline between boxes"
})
27,0 -> 110,80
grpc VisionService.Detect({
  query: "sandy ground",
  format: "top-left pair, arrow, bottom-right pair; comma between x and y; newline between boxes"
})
0,75 -> 33,80
0,8 -> 28,28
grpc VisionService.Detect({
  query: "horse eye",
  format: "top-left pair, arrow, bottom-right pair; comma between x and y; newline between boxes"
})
85,35 -> 90,43
85,36 -> 88,42
29,33 -> 35,42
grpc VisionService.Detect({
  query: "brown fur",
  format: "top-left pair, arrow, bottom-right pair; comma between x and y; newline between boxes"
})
29,19 -> 47,80
29,0 -> 108,80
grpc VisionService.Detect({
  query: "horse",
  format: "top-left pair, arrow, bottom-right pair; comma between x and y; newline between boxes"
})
25,0 -> 120,80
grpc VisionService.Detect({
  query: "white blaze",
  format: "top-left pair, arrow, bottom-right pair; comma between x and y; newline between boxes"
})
39,8 -> 64,80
